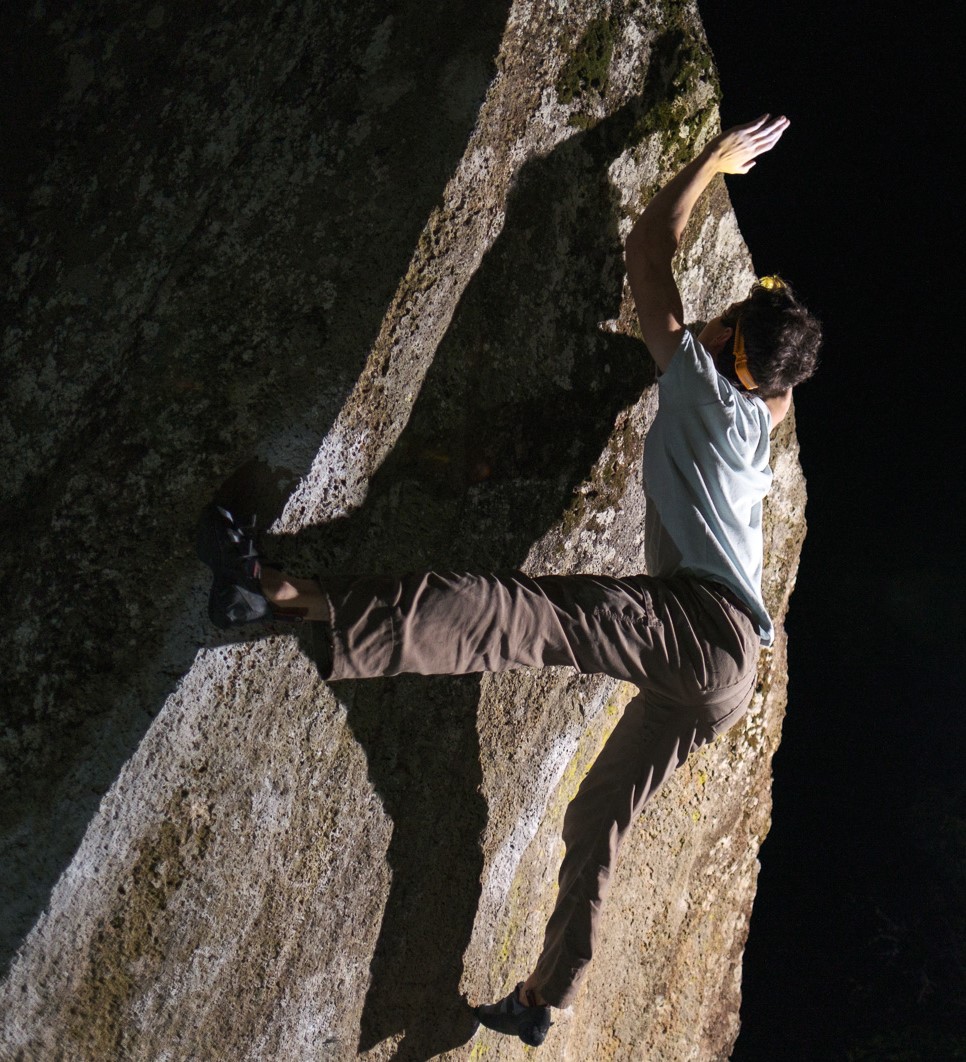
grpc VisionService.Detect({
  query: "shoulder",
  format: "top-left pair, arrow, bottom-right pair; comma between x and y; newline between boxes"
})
660,333 -> 771,446
660,330 -> 732,404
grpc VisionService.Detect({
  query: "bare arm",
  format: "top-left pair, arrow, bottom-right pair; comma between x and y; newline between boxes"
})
625,115 -> 790,372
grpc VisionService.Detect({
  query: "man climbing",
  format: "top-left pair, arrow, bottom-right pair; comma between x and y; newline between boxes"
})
197,114 -> 821,1048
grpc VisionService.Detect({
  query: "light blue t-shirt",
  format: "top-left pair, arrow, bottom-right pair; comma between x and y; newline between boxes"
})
642,328 -> 774,646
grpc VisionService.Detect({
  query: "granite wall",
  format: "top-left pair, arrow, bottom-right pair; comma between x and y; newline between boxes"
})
0,2 -> 806,1058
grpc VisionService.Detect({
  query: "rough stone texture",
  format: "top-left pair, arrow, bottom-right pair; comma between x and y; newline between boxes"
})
0,1 -> 806,1059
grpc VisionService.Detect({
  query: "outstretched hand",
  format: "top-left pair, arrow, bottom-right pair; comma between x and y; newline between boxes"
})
706,114 -> 790,174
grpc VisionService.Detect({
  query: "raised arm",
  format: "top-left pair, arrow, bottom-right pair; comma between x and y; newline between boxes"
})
624,115 -> 790,372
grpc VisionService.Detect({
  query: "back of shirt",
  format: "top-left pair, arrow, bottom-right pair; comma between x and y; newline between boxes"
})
642,329 -> 775,645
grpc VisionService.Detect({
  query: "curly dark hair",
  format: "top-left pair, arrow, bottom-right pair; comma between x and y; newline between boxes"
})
720,277 -> 822,399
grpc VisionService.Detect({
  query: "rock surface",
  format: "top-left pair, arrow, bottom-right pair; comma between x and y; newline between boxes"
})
0,1 -> 807,1059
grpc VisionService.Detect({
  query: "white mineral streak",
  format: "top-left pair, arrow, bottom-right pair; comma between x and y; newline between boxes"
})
481,685 -> 610,906
278,67 -> 572,534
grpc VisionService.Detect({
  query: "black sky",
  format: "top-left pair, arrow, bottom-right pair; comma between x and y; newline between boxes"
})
698,2 -> 964,1058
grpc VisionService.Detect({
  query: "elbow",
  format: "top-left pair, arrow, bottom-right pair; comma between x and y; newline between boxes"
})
624,220 -> 675,267
624,219 -> 651,256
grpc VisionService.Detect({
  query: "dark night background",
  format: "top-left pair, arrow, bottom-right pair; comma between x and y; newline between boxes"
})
699,2 -> 965,1060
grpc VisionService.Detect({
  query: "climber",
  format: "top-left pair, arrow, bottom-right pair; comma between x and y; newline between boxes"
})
197,114 -> 821,1048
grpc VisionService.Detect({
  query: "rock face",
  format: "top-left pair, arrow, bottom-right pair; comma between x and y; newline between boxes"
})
0,1 -> 807,1059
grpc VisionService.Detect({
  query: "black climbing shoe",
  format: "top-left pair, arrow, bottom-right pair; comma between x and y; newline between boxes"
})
196,504 -> 272,629
475,983 -> 552,1047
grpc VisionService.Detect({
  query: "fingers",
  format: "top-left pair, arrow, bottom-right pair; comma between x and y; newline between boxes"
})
730,114 -> 789,138
734,114 -> 771,132
730,113 -> 777,134
763,115 -> 790,134
710,114 -> 790,174
752,116 -> 789,139
748,116 -> 790,154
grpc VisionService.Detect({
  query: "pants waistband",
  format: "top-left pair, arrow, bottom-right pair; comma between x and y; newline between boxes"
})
704,580 -> 757,627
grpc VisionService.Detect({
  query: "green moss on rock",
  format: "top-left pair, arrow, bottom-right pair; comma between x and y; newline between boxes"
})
556,14 -> 617,104
632,25 -> 719,161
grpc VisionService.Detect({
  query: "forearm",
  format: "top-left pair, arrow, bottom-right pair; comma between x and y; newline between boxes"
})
622,116 -> 789,371
622,145 -> 720,370
625,147 -> 718,262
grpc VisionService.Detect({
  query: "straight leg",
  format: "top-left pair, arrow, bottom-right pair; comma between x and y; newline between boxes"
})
312,568 -> 690,686
530,682 -> 752,1008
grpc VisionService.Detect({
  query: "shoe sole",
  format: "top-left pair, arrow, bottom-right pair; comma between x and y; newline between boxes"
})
196,504 -> 234,573
196,504 -> 271,628
474,1004 -> 551,1047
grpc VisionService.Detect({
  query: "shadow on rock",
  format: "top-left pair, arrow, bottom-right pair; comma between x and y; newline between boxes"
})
0,0 -> 511,976
258,98 -> 663,1059
1,3 -> 705,1053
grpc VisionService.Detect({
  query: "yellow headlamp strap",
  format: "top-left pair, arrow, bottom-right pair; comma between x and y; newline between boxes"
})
732,318 -> 759,391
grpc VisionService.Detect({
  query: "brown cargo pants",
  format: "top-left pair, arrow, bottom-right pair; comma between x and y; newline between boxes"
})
311,568 -> 759,1008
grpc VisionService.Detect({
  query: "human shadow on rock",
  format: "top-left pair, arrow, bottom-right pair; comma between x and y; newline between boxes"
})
0,0 -> 511,977
261,99 -> 659,1061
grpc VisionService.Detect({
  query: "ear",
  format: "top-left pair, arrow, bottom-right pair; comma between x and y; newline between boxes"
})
705,326 -> 733,356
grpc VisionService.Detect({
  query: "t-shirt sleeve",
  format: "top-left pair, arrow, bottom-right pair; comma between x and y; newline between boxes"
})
658,328 -> 771,450
658,328 -> 738,411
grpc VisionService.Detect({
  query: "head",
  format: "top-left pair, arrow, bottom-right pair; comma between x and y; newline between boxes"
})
698,276 -> 822,399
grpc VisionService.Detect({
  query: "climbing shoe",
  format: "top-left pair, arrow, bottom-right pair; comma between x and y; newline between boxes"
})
196,504 -> 272,629
475,983 -> 552,1047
